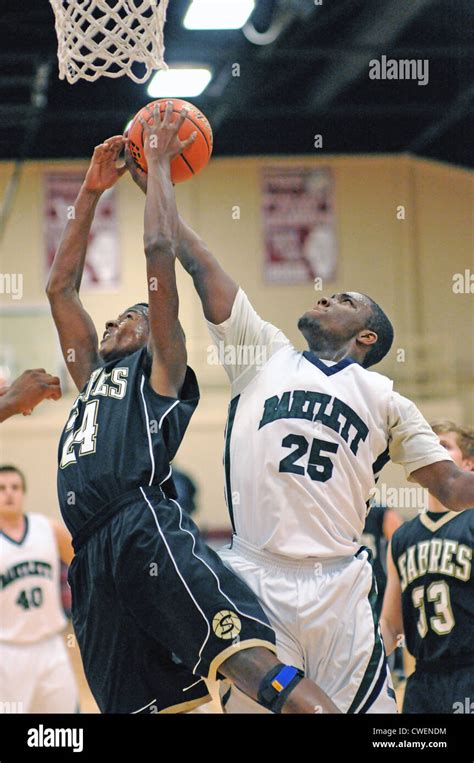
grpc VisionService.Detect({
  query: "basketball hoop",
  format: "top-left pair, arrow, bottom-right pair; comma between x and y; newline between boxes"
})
49,0 -> 169,84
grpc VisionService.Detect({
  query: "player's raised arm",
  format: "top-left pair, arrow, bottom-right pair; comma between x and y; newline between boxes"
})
126,131 -> 288,396
140,103 -> 197,398
125,150 -> 238,324
46,136 -> 127,391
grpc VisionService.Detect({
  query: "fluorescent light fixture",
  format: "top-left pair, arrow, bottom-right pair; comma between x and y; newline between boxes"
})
184,0 -> 255,30
147,67 -> 212,98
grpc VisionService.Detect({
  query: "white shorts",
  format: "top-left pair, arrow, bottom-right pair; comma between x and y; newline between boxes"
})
218,537 -> 397,714
0,633 -> 79,713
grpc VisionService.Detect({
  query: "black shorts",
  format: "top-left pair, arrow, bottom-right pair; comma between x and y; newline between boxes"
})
69,487 -> 276,713
403,663 -> 474,713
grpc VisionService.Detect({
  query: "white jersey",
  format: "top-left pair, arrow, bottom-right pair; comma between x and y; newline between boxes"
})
0,513 -> 67,643
208,289 -> 452,559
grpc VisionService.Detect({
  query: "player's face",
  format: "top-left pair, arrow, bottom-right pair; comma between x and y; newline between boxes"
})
297,292 -> 373,348
0,472 -> 24,514
99,309 -> 149,362
437,432 -> 471,471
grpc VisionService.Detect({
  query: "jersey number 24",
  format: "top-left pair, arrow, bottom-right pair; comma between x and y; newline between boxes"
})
60,401 -> 99,468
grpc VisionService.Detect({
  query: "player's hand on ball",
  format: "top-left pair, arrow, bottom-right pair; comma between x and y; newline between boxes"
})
140,101 -> 197,163
84,135 -> 127,192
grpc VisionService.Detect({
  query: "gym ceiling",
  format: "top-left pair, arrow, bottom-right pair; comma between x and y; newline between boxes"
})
0,0 -> 473,167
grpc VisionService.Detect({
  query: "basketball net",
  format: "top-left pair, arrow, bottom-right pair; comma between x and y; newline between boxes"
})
49,0 -> 169,84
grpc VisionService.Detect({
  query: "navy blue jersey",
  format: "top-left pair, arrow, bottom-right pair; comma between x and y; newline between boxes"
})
361,504 -> 388,603
57,346 -> 199,537
391,510 -> 474,668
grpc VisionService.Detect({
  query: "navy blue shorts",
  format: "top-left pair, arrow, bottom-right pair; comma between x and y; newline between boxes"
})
69,487 -> 276,713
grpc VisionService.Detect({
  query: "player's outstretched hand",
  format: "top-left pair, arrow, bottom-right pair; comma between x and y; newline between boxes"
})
140,101 -> 197,164
84,135 -> 127,193
0,369 -> 62,419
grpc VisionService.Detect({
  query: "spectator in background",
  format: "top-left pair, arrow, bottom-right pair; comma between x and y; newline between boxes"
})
0,465 -> 78,712
381,422 -> 474,713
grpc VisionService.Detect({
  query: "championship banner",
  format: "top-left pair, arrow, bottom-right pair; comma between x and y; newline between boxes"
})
44,173 -> 120,290
262,167 -> 337,284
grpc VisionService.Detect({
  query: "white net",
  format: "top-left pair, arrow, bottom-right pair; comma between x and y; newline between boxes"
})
49,0 -> 169,84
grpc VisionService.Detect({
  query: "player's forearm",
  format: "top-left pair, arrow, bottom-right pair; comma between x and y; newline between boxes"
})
177,216 -> 238,324
0,394 -> 18,422
46,185 -> 101,296
177,217 -> 215,276
440,471 -> 474,511
144,157 -> 178,255
413,462 -> 474,511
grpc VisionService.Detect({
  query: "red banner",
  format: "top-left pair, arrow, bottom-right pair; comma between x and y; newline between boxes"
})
262,167 -> 337,284
44,173 -> 120,290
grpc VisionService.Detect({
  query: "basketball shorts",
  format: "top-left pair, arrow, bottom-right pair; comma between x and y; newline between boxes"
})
0,633 -> 78,713
216,536 -> 397,714
403,662 -> 474,713
69,487 -> 276,714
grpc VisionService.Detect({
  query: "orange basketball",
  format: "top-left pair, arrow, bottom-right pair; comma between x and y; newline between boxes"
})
127,98 -> 213,183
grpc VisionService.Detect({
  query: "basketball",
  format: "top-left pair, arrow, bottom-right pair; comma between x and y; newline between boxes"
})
127,98 -> 213,183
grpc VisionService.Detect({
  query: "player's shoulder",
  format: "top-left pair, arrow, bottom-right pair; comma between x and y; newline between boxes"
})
352,363 -> 393,386
340,362 -> 394,402
24,512 -> 53,531
254,330 -> 298,366
443,508 -> 474,531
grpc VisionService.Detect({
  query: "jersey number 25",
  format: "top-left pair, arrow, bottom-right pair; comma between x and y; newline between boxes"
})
279,435 -> 339,482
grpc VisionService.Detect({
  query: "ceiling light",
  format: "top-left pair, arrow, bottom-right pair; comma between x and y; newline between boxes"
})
147,67 -> 212,97
184,0 -> 255,30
